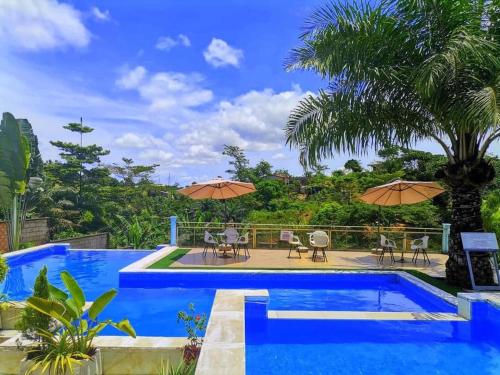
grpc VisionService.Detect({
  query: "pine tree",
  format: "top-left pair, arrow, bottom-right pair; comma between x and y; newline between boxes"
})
17,266 -> 51,340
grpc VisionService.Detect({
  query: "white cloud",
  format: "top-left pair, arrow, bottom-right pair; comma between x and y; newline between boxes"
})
155,34 -> 191,51
91,6 -> 110,22
180,86 -> 310,152
140,150 -> 175,164
0,0 -> 91,50
115,133 -> 167,148
116,66 -> 213,110
203,38 -> 243,68
116,66 -> 147,89
272,153 -> 286,160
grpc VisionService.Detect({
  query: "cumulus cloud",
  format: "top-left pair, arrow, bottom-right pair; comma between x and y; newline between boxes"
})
115,132 -> 167,148
173,86 -> 310,168
91,6 -> 110,22
140,150 -> 175,164
203,38 -> 243,68
115,66 -> 147,89
155,34 -> 191,51
116,66 -> 213,110
0,0 -> 91,50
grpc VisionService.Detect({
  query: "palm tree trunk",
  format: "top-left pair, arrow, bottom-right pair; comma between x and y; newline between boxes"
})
445,184 -> 494,287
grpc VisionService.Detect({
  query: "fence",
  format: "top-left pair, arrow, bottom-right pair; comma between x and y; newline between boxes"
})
51,232 -> 109,249
0,218 -> 49,252
175,221 -> 447,253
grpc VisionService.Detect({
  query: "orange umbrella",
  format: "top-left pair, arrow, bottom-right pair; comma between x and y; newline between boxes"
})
360,179 -> 445,262
178,178 -> 256,221
360,180 -> 444,206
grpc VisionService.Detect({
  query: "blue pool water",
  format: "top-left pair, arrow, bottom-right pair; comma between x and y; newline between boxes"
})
2,247 -> 457,337
246,302 -> 500,374
1,246 -> 152,300
121,272 -> 455,312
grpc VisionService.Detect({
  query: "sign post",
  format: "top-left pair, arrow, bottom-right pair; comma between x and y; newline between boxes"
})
461,232 -> 500,291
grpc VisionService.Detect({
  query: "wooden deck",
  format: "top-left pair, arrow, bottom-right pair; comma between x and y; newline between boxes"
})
171,248 -> 447,277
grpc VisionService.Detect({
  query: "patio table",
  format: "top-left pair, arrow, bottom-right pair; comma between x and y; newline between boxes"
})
216,233 -> 235,258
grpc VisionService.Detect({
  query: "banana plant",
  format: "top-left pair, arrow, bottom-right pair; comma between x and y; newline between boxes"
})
25,271 -> 135,374
0,112 -> 31,251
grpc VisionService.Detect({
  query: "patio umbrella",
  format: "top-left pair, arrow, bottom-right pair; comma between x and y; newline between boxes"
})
177,178 -> 256,222
360,179 -> 445,262
360,180 -> 445,206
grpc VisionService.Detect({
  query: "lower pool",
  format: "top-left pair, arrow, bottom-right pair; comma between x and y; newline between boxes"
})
246,301 -> 500,374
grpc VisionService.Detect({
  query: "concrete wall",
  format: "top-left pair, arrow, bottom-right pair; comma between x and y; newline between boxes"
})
51,232 -> 109,249
0,218 -> 49,253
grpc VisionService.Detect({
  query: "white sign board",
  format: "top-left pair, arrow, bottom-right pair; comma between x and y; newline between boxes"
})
280,230 -> 293,242
461,232 -> 499,252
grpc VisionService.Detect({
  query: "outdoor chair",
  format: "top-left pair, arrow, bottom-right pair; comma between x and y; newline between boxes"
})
236,232 -> 250,257
411,235 -> 430,264
309,231 -> 329,262
223,228 -> 239,256
288,234 -> 308,259
379,234 -> 396,264
203,231 -> 218,257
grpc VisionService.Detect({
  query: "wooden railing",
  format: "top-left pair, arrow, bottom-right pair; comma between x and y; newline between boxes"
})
175,221 -> 446,253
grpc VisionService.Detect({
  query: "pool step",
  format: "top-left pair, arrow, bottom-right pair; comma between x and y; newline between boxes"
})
268,310 -> 466,321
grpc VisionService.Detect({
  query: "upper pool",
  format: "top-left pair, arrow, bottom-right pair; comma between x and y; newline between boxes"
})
1,247 -> 456,336
1,245 -> 152,300
121,271 -> 455,313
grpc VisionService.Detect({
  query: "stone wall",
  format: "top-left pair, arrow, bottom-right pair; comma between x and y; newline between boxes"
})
51,232 -> 109,249
0,218 -> 49,253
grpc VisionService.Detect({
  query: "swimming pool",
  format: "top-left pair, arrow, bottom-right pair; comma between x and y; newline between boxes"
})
245,301 -> 500,374
2,246 -> 456,337
1,245 -> 152,300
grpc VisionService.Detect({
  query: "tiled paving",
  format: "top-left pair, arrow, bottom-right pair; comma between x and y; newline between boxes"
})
171,248 -> 447,277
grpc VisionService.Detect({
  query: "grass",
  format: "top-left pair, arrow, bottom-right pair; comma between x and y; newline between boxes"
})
402,269 -> 463,296
148,248 -> 191,269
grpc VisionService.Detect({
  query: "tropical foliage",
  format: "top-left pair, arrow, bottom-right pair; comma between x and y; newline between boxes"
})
286,0 -> 500,286
0,112 -> 32,251
158,360 -> 196,375
24,270 -> 135,374
177,303 -> 207,364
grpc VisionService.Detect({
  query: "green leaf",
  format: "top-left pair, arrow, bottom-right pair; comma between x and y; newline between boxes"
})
49,284 -> 68,301
26,297 -> 72,328
88,289 -> 116,321
60,271 -> 85,310
113,319 -> 136,338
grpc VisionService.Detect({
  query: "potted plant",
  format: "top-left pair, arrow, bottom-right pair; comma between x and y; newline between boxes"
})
19,270 -> 136,375
177,303 -> 207,365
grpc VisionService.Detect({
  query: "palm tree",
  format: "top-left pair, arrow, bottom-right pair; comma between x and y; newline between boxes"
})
286,0 -> 500,287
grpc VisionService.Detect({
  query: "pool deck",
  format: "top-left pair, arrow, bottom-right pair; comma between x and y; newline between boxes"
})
170,248 -> 447,277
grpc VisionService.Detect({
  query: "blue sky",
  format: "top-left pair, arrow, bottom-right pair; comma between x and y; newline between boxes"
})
2,0 -> 491,185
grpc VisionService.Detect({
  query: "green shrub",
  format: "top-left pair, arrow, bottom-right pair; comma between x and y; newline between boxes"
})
0,256 -> 7,284
482,190 -> 500,238
16,266 -> 51,340
24,270 -> 136,374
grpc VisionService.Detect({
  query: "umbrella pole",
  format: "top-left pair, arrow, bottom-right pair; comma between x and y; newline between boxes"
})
223,199 -> 228,227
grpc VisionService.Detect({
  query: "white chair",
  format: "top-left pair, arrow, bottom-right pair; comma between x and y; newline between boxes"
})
223,228 -> 239,256
379,234 -> 396,263
236,232 -> 250,257
203,231 -> 218,257
309,231 -> 330,262
411,235 -> 430,264
288,235 -> 308,259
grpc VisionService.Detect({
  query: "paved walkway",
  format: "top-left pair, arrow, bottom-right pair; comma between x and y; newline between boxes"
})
171,248 -> 447,277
